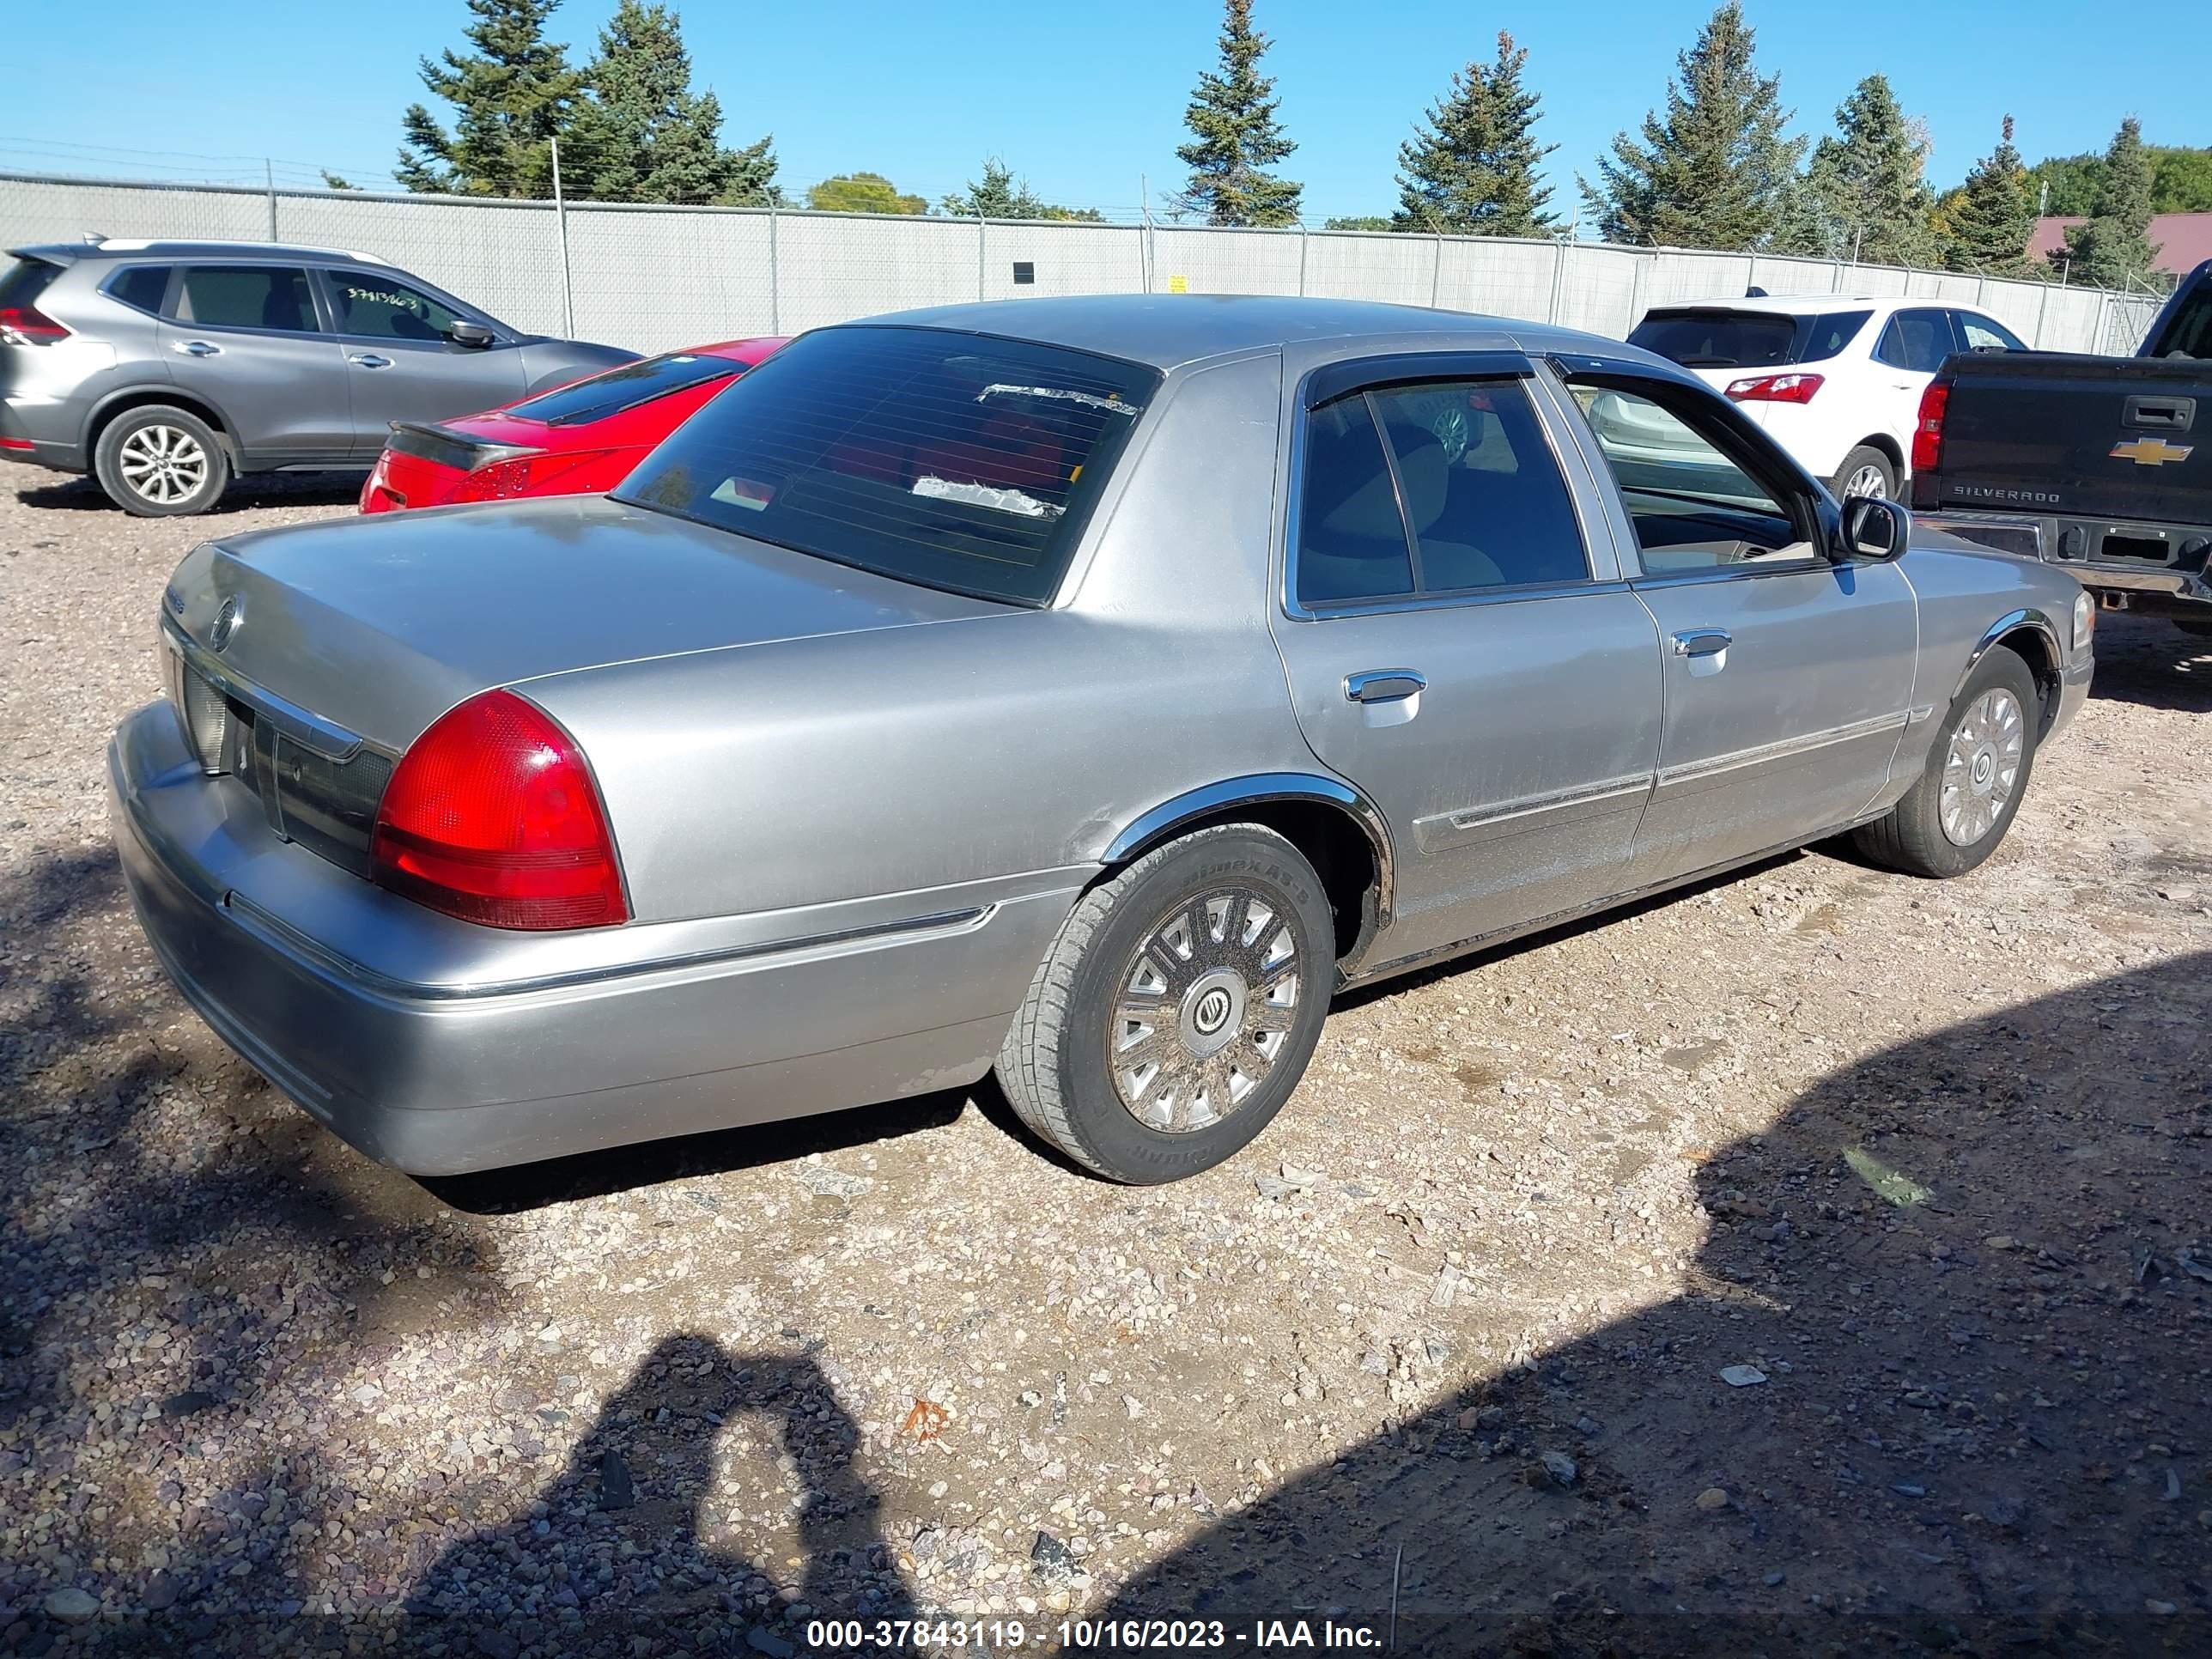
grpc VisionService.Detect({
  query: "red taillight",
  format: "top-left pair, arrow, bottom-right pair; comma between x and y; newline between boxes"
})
453,449 -> 607,502
1911,379 -> 1950,475
1724,372 -> 1824,404
370,690 -> 628,931
0,303 -> 70,344
0,435 -> 33,452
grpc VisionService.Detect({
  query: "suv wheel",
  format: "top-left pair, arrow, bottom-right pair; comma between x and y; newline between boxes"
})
1832,445 -> 1897,501
995,823 -> 1334,1183
94,406 -> 231,516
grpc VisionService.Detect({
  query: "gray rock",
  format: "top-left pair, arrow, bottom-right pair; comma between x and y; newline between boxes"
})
143,1571 -> 179,1613
1539,1450 -> 1579,1488
1031,1531 -> 1077,1583
44,1588 -> 99,1625
747,1628 -> 797,1658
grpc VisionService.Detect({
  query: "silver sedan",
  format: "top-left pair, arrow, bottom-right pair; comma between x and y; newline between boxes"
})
110,295 -> 2094,1182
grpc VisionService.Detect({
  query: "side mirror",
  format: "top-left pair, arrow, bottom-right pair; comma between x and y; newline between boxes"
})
446,319 -> 495,349
1838,495 -> 1909,561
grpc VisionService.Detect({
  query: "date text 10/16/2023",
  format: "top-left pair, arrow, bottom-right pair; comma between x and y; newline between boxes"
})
805,1618 -> 1386,1650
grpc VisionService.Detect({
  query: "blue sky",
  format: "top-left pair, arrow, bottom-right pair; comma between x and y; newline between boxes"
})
5,0 -> 2203,222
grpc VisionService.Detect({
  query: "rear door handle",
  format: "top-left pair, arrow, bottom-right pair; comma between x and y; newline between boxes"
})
349,353 -> 393,369
1345,669 -> 1426,703
172,339 -> 221,358
1671,629 -> 1731,659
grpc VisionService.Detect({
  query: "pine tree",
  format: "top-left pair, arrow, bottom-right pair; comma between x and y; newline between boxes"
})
1794,75 -> 1936,266
570,2 -> 776,205
398,0 -> 587,198
1945,116 -> 2034,274
939,160 -> 1102,221
1393,32 -> 1555,235
1174,0 -> 1303,227
1579,3 -> 1800,250
2063,118 -> 2159,288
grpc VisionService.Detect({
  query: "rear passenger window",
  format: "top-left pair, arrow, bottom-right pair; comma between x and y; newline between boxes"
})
1367,381 -> 1586,590
1875,309 -> 1953,374
1296,396 -> 1414,605
106,265 -> 171,316
175,266 -> 319,333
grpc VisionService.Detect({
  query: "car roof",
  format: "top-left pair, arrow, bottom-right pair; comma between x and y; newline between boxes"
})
10,239 -> 391,267
1643,293 -> 1928,318
844,293 -> 1678,375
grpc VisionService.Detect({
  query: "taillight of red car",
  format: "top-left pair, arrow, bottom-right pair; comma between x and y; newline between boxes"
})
370,690 -> 628,930
452,449 -> 612,503
1723,372 -> 1823,404
0,303 -> 70,344
1911,379 -> 1950,476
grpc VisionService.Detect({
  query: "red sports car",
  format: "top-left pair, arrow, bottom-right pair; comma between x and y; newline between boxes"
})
359,337 -> 787,514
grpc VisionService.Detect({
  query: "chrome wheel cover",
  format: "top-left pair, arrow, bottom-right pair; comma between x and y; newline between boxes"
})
1108,888 -> 1302,1133
118,424 -> 209,505
1939,687 -> 2025,847
1844,461 -> 1889,500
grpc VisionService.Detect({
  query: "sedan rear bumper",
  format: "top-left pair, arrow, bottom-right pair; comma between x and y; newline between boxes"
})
109,702 -> 1077,1175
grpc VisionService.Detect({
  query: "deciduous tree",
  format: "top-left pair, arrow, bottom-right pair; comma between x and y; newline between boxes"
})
805,173 -> 928,216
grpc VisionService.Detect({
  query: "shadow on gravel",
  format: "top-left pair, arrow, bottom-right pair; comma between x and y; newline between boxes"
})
1102,952 -> 2212,1655
422,1092 -> 972,1216
403,1337 -> 915,1653
10,474 -> 365,515
0,845 -> 491,1641
2085,616 -> 2212,715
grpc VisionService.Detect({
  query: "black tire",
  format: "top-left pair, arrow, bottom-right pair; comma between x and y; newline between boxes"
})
1853,648 -> 2040,878
94,405 -> 231,517
995,823 -> 1334,1183
1831,444 -> 1897,502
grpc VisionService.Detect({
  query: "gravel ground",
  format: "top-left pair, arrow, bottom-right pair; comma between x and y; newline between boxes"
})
2,471 -> 2208,1657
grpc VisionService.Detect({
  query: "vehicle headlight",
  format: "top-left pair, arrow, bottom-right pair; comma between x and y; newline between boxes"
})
2071,589 -> 2095,653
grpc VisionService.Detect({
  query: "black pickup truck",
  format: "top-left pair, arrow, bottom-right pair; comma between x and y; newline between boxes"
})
1911,261 -> 2212,636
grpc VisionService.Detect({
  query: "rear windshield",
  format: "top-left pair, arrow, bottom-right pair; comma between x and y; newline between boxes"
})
2149,279 -> 2212,360
505,350 -> 743,426
615,325 -> 1159,605
0,256 -> 62,310
1629,308 -> 1870,368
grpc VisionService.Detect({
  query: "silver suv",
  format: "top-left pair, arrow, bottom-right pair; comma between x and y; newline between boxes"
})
0,240 -> 635,515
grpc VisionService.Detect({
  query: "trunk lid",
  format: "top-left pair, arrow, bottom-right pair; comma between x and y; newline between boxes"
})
1926,351 -> 2212,525
166,494 -> 1013,753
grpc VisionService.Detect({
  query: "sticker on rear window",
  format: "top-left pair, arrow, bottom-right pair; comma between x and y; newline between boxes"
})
910,476 -> 1064,519
710,476 -> 775,511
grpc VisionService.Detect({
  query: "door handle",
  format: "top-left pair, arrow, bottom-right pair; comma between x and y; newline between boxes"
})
172,339 -> 221,358
349,353 -> 393,369
1670,629 -> 1731,659
1344,669 -> 1427,704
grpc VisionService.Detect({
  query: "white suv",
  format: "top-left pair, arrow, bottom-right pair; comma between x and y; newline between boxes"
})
1628,295 -> 2027,500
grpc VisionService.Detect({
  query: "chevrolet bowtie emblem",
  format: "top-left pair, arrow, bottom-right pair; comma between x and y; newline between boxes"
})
2111,436 -> 2194,465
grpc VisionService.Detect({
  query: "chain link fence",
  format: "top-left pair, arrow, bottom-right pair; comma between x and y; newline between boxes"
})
1,170 -> 2165,356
